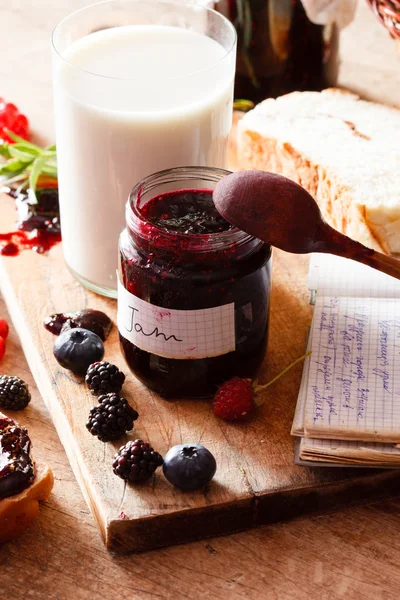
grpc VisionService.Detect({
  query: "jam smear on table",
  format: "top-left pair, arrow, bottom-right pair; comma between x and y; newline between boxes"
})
0,412 -> 34,499
44,309 -> 113,341
120,188 -> 271,398
0,188 -> 61,256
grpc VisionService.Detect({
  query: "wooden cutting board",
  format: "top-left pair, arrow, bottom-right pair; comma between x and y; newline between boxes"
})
2,195 -> 400,552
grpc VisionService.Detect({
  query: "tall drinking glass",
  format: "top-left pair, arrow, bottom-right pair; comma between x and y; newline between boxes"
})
52,0 -> 237,298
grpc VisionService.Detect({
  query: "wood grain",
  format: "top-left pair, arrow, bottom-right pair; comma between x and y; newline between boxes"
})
2,190 -> 400,552
2,294 -> 400,600
2,1 -> 400,596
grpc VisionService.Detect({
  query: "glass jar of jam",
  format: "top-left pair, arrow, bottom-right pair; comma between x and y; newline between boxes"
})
118,167 -> 271,398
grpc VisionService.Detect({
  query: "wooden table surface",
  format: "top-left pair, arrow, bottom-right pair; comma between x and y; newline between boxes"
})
2,2 -> 400,599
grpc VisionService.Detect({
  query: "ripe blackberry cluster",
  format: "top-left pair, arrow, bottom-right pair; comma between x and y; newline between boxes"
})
86,393 -> 138,442
85,361 -> 125,396
113,439 -> 163,483
0,376 -> 31,410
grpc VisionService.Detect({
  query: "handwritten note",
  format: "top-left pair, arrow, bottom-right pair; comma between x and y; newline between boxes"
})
304,295 -> 400,442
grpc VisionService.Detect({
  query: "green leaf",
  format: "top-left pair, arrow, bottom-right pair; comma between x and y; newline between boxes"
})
1,172 -> 28,185
40,163 -> 58,178
11,142 -> 41,156
0,142 -> 11,158
0,133 -> 58,195
233,99 -> 255,112
4,129 -> 44,153
8,146 -> 36,163
28,155 -> 48,204
40,151 -> 57,159
44,157 -> 57,168
0,158 -> 26,175
0,167 -> 27,181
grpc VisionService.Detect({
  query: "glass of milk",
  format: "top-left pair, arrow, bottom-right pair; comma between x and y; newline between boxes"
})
51,0 -> 237,298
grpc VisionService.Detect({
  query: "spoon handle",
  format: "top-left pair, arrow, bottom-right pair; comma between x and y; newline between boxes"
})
319,223 -> 400,281
353,250 -> 400,281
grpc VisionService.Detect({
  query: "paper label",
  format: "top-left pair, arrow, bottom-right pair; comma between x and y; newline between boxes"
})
117,279 -> 235,359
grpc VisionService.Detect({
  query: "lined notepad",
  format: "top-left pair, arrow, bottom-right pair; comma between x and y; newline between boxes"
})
292,254 -> 400,466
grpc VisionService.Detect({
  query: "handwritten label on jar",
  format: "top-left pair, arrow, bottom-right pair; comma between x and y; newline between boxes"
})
117,279 -> 235,359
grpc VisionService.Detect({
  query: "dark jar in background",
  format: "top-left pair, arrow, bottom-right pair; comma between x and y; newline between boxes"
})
118,167 -> 272,398
216,0 -> 326,103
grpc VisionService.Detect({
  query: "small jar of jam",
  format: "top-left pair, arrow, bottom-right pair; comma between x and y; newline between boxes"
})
118,167 -> 272,398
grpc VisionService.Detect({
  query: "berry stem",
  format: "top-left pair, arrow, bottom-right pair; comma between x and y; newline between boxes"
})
253,350 -> 312,407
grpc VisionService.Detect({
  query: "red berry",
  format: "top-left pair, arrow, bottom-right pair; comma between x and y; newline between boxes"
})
11,115 -> 29,139
212,377 -> 255,421
5,103 -> 18,125
0,99 -> 29,142
0,319 -> 9,340
14,114 -> 28,130
0,337 -> 5,361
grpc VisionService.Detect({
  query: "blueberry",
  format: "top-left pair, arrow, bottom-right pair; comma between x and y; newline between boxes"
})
53,327 -> 104,374
162,444 -> 216,491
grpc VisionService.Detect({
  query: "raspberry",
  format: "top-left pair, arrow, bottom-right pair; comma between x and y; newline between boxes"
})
212,351 -> 313,422
0,99 -> 29,142
12,114 -> 29,136
5,103 -> 18,125
0,337 -> 5,361
213,377 -> 255,421
0,319 -> 9,340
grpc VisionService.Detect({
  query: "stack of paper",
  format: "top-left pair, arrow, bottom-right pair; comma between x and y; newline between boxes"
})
292,253 -> 400,467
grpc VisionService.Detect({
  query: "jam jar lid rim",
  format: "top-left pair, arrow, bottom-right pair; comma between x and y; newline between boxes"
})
126,166 -> 262,251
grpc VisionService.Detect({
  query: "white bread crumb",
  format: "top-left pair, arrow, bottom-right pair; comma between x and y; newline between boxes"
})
238,89 -> 400,254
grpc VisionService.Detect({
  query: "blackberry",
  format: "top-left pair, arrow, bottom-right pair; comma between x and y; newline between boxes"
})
113,439 -> 163,483
86,393 -> 138,442
0,376 -> 31,410
85,361 -> 125,396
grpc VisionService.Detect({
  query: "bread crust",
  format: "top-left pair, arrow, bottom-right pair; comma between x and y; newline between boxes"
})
0,462 -> 54,543
237,89 -> 393,254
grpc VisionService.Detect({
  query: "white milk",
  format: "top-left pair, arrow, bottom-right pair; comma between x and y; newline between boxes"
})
53,25 -> 234,294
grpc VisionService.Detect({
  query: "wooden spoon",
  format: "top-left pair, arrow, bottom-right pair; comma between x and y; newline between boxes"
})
213,170 -> 400,280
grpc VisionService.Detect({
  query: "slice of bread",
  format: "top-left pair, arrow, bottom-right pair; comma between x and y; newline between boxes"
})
237,89 -> 400,254
0,462 -> 54,543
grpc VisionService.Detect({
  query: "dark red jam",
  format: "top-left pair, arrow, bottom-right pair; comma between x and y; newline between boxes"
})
0,187 -> 61,256
119,172 -> 271,399
0,229 -> 61,256
44,309 -> 112,341
0,412 -> 34,499
143,190 -> 233,234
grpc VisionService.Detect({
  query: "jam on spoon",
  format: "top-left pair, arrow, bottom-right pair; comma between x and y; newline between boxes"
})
213,170 -> 400,281
0,412 -> 34,499
44,309 -> 113,341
